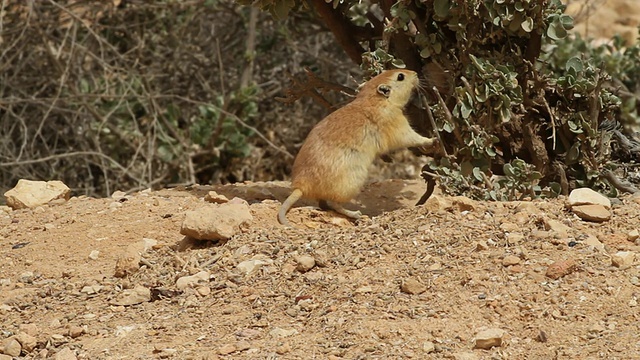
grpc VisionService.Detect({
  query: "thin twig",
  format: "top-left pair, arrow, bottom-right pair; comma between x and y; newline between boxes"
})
603,170 -> 639,194
419,93 -> 447,156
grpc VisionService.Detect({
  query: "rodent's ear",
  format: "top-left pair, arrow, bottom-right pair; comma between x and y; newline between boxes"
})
377,84 -> 391,97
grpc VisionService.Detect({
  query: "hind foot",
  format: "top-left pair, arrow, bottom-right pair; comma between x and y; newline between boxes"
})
321,201 -> 362,220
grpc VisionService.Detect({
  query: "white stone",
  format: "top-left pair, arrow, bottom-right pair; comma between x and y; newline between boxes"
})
180,203 -> 252,240
4,179 -> 70,210
569,188 -> 611,209
237,257 -> 273,276
176,271 -> 210,290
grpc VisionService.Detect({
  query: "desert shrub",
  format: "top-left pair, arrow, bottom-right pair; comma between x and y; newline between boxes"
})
0,0 -> 354,198
245,0 -> 640,200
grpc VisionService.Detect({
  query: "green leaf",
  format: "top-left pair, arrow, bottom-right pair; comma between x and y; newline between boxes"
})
566,142 -> 580,163
566,56 -> 583,73
521,17 -> 534,32
272,0 -> 293,20
443,121 -> 454,133
504,163 -> 515,177
547,20 -> 567,40
472,167 -> 484,181
560,14 -> 574,30
434,0 -> 450,18
461,101 -> 472,119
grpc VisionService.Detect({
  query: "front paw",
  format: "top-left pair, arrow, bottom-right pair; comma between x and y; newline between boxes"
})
417,137 -> 439,154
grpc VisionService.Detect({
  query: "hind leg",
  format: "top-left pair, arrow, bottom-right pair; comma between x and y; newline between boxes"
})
323,200 -> 362,220
318,199 -> 330,211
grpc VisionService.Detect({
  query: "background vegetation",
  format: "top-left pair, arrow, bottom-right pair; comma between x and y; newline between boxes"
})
1,0 -> 639,201
0,0 -> 356,198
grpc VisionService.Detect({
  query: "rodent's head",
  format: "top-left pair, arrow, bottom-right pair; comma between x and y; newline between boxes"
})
358,69 -> 419,107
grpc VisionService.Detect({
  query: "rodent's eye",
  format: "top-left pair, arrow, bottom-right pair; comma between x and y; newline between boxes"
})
397,73 -> 405,81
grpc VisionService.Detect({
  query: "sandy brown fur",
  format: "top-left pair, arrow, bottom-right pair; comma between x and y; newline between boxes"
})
278,69 -> 437,227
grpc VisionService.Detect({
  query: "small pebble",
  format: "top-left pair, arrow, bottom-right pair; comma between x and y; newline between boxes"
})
502,255 -> 521,267
611,251 -> 636,268
295,256 -> 316,273
218,344 -> 236,355
400,278 -> 426,295
474,328 -> 506,349
546,258 -> 577,279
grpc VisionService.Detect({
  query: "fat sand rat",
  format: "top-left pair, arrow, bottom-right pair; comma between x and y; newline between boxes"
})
278,69 -> 437,227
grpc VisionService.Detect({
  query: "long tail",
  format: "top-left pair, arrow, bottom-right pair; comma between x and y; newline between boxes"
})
278,188 -> 303,226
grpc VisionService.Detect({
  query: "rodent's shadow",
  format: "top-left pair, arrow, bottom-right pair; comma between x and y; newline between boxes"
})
168,179 -> 425,217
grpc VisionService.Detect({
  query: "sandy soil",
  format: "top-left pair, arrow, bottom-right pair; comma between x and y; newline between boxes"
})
2,180 -> 640,359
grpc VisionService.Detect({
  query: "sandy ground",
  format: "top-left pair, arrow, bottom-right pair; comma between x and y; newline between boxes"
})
2,180 -> 640,359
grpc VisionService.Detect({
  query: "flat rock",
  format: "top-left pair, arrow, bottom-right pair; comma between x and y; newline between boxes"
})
584,235 -> 605,252
15,332 -> 37,352
627,229 -> 639,242
400,278 -> 426,295
474,328 -> 506,349
611,251 -> 636,268
109,285 -> 151,306
180,203 -> 252,240
4,179 -> 70,210
237,256 -> 274,275
569,188 -> 611,209
543,218 -> 572,237
1,337 -> 21,357
54,347 -> 77,360
218,344 -> 236,355
18,324 -> 38,337
453,352 -> 480,360
176,271 -> 210,290
546,258 -> 577,279
571,205 -> 611,222
502,255 -> 521,266
423,341 -> 435,353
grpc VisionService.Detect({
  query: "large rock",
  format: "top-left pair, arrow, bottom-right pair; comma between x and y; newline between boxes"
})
568,188 -> 611,209
181,203 -> 252,241
571,205 -> 611,222
4,179 -> 70,210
